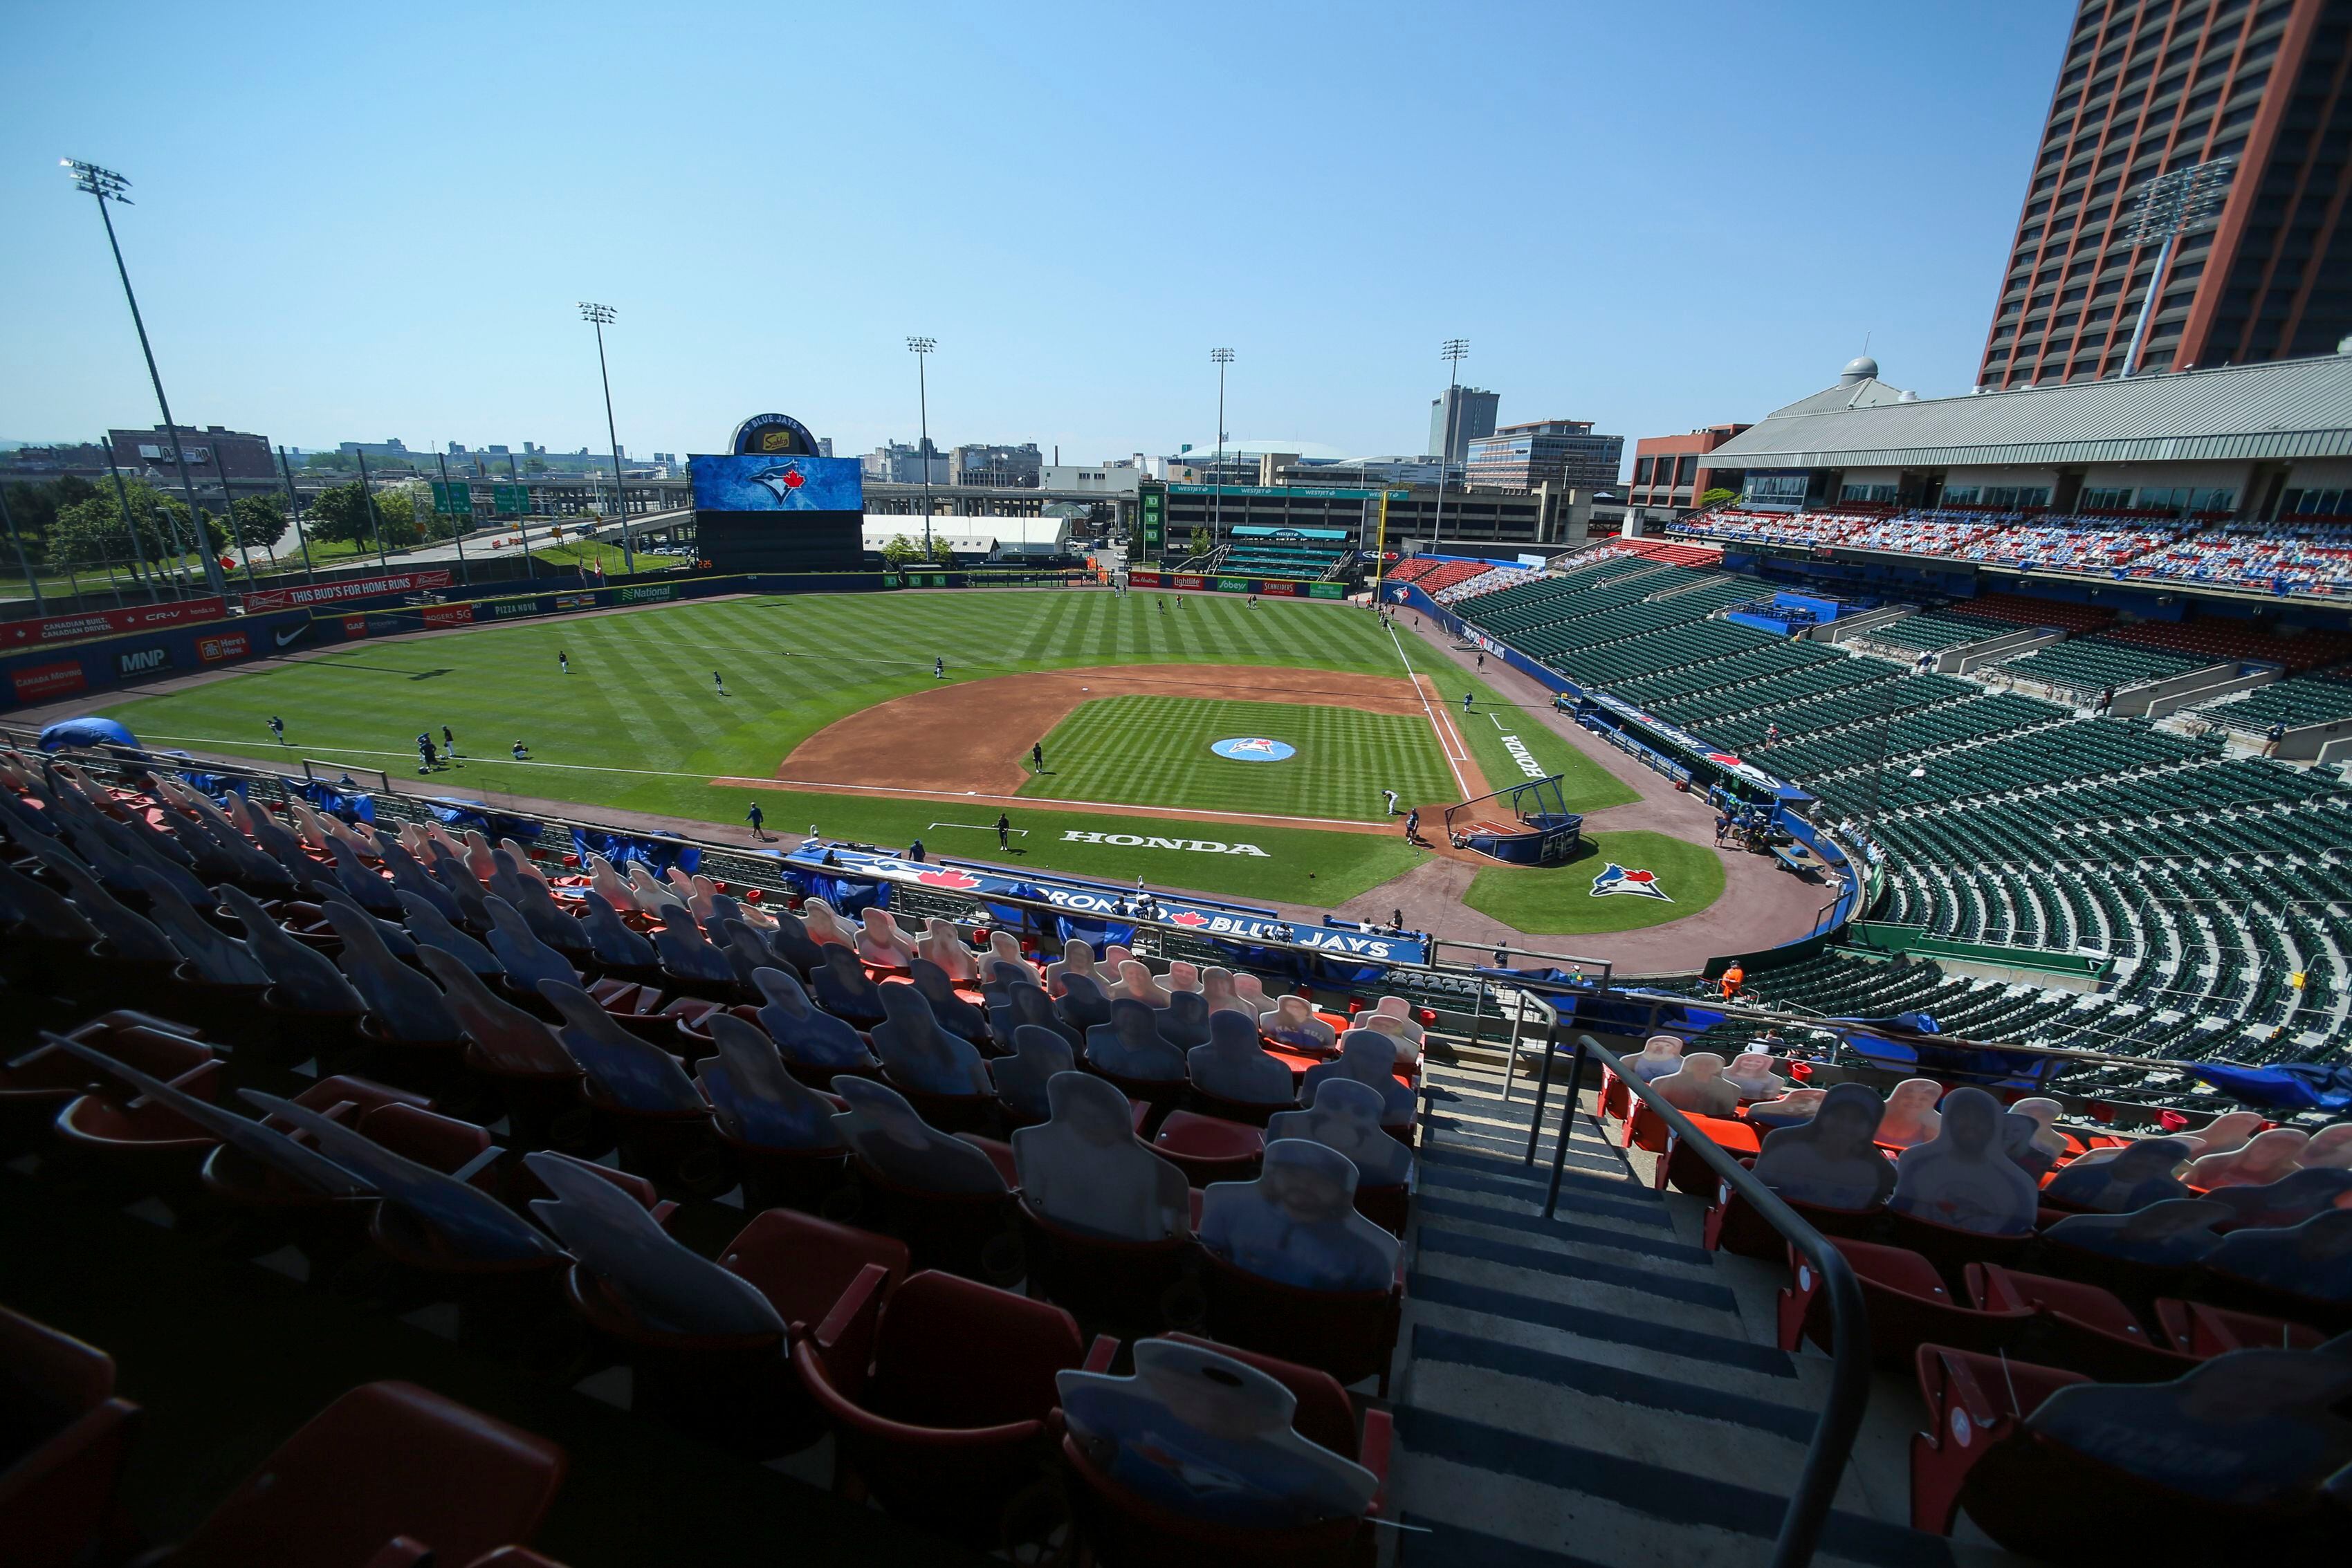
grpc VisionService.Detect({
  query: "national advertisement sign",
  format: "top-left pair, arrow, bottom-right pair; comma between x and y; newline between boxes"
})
10,660 -> 86,703
782,845 -> 1428,964
616,584 -> 674,605
242,571 -> 454,611
1,595 -> 227,650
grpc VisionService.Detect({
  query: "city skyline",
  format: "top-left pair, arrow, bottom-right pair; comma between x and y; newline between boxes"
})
3,1 -> 2072,465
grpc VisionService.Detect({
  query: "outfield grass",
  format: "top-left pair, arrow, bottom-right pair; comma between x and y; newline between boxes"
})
1018,695 -> 1455,821
98,590 -> 1428,903
1462,830 -> 1727,934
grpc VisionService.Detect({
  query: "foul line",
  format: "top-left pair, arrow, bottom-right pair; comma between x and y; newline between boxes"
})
122,732 -> 1395,832
1384,618 -> 1472,798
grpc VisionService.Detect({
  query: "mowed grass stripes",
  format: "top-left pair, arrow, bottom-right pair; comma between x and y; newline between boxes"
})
1020,696 -> 1455,821
95,590 -> 1441,901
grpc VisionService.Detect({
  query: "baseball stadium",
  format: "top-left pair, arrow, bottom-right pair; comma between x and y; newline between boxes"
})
8,381 -> 2352,1568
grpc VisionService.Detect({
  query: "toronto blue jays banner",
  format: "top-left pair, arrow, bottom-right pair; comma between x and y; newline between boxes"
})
783,845 -> 1430,965
690,454 -> 864,513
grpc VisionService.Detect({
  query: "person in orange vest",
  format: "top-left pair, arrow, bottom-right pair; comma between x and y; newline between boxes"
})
1720,961 -> 1745,1001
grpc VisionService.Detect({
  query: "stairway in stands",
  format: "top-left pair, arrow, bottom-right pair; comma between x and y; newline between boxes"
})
1391,1061 -> 1966,1568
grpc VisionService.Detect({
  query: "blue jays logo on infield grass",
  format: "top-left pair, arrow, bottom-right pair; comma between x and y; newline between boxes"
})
1210,737 -> 1297,762
1590,863 -> 1672,901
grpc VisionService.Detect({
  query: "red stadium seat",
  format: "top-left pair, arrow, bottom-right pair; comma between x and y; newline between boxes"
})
1016,1197 -> 1200,1338
143,1381 -> 565,1568
793,1266 -> 1107,1551
0,1015 -> 212,1150
1908,1344 -> 2087,1535
1057,1331 -> 1392,1568
1199,1250 -> 1402,1396
719,1209 -> 910,1332
1779,1239 -> 2031,1364
846,1137 -> 1022,1284
1659,1113 -> 1759,1196
1966,1263 -> 2198,1383
1702,1172 -> 1882,1257
0,1306 -> 140,1568
1152,1110 -> 1265,1188
1884,1206 -> 2029,1291
2152,1298 -> 2326,1358
578,1076 -> 733,1199
50,1057 -> 228,1191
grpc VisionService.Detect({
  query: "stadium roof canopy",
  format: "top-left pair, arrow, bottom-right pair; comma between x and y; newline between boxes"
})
1701,349 -> 2352,472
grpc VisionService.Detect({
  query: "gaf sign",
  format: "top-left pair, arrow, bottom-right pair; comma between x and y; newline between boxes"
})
117,645 -> 173,679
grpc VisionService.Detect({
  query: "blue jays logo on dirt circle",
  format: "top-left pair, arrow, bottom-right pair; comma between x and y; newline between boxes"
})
1211,737 -> 1297,762
1590,863 -> 1672,902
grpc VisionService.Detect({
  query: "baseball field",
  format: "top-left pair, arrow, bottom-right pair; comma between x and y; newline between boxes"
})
94,588 -> 1716,930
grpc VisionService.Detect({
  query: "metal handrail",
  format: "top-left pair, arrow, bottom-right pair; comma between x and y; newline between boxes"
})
1523,1030 -> 1871,1568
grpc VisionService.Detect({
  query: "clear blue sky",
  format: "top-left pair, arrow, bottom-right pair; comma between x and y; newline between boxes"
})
1,1 -> 2071,470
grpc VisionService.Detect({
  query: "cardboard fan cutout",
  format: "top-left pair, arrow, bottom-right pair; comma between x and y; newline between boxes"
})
1013,1071 -> 1189,1242
524,1150 -> 784,1337
751,968 -> 876,1073
1652,1052 -> 1740,1118
831,1076 -> 1005,1196
1267,1077 -> 1413,1188
1197,1138 -> 1399,1294
542,981 -> 706,1114
2205,1209 -> 2352,1304
1298,1033 -> 1413,1127
2043,1199 -> 2234,1267
1084,996 -> 1186,1083
990,1025 -> 1076,1123
872,983 -> 991,1096
1056,1338 -> 1381,1529
697,1013 -> 842,1151
1751,1082 -> 1897,1210
1888,1087 -> 2041,1236
2045,1137 -> 2195,1213
1188,1008 -> 1298,1108
1625,1036 -> 1684,1082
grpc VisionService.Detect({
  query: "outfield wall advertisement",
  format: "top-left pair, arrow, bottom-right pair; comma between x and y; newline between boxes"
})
242,570 -> 455,611
1126,570 -> 1346,600
1,594 -> 228,650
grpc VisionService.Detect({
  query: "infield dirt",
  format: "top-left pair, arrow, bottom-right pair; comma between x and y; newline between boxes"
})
776,662 -> 1485,805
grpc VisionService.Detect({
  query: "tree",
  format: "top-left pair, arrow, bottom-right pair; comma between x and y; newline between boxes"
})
1187,527 -> 1211,558
47,481 -> 223,567
522,457 -> 548,474
306,481 -> 378,546
880,533 -> 921,570
928,533 -> 958,567
230,493 -> 288,551
1698,487 -> 1738,508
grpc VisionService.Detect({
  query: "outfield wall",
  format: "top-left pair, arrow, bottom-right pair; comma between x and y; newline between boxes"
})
0,567 -> 1096,712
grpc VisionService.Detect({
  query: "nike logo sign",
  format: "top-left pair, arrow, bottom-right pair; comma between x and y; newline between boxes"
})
274,623 -> 309,647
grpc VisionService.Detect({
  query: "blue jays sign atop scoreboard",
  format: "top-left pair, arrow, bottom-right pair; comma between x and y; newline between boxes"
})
690,412 -> 866,571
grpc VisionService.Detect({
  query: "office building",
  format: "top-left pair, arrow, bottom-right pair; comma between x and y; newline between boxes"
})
1979,0 -> 2352,390
337,438 -> 412,459
863,441 -> 949,485
1629,424 -> 1751,517
111,423 -> 275,480
1464,418 -> 1624,491
1426,386 -> 1499,464
951,442 -> 1043,488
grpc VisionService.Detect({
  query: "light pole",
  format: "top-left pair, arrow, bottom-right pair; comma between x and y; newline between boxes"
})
907,337 -> 936,555
2118,157 -> 2236,378
1,480 -> 42,611
1211,348 -> 1234,558
579,302 -> 634,573
1433,338 -> 1469,546
63,158 -> 230,599
275,445 -> 316,584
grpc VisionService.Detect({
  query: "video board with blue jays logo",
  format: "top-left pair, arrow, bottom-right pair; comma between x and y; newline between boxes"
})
690,454 -> 864,513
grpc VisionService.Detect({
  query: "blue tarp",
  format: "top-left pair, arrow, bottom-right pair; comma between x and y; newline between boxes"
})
432,799 -> 546,842
38,717 -> 138,752
798,869 -> 885,917
569,827 -> 699,876
284,777 -> 376,824
1058,916 -> 1139,954
2187,1060 -> 2352,1112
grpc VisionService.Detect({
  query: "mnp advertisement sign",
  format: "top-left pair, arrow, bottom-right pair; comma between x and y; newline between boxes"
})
690,454 -> 863,513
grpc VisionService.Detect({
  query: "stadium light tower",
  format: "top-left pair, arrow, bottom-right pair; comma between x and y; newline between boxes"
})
906,336 -> 936,554
578,302 -> 634,573
62,158 -> 229,598
2118,157 -> 2236,378
1433,338 -> 1469,544
1211,347 -> 1235,553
